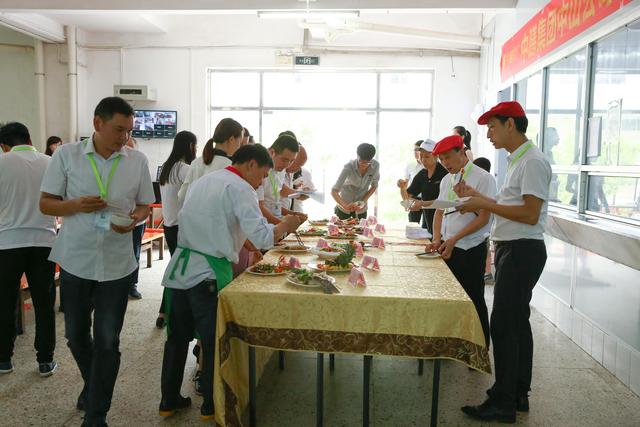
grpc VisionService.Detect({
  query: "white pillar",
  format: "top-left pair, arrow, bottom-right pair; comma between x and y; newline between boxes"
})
66,25 -> 78,143
34,39 -> 46,151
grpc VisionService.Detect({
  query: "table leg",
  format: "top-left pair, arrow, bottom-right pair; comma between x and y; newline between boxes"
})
249,346 -> 256,427
279,350 -> 285,370
329,354 -> 335,373
418,359 -> 424,376
363,355 -> 372,427
430,359 -> 441,427
317,353 -> 324,427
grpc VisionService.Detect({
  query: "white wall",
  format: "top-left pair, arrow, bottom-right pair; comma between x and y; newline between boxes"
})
0,26 -> 43,150
41,14 -> 482,177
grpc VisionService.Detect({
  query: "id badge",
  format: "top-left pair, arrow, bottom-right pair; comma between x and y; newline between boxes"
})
94,211 -> 111,231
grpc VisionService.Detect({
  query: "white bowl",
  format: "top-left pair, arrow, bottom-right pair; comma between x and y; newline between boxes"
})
110,214 -> 133,227
310,247 -> 343,260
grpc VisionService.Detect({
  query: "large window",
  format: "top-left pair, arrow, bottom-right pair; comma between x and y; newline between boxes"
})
515,72 -> 542,148
209,70 -> 434,223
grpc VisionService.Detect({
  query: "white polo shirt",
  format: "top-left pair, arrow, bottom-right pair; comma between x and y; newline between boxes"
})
41,137 -> 155,282
437,162 -> 497,250
0,145 -> 57,249
163,168 -> 275,290
257,169 -> 286,219
492,141 -> 551,242
159,161 -> 189,227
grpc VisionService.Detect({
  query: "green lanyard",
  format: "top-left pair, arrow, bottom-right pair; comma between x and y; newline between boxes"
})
11,145 -> 37,152
87,152 -> 121,200
508,142 -> 533,171
268,170 -> 279,201
448,163 -> 474,201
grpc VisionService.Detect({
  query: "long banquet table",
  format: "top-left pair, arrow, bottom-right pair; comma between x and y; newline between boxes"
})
213,225 -> 490,426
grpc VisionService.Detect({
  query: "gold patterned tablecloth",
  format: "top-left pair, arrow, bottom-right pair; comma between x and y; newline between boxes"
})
213,227 -> 491,426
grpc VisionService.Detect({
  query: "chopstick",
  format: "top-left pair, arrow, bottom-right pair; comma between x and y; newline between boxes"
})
294,232 -> 305,246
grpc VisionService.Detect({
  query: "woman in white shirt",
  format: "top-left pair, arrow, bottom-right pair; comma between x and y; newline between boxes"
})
453,125 -> 474,161
156,131 -> 197,328
177,118 -> 243,205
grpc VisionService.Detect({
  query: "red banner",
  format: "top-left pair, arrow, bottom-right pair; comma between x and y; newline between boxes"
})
501,0 -> 632,81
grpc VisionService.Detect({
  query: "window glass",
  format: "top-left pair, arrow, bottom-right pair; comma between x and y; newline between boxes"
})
515,72 -> 542,147
587,175 -> 640,221
543,51 -> 587,166
379,73 -> 432,109
549,173 -> 579,207
210,72 -> 260,107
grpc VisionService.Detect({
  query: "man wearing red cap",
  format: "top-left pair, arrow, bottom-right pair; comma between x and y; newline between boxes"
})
457,101 -> 551,423
410,134 -> 495,349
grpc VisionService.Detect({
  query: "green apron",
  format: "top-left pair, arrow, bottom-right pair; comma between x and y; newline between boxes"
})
164,246 -> 233,337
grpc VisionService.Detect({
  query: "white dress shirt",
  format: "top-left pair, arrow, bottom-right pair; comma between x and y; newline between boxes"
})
41,137 -> 155,282
162,168 -> 275,290
177,152 -> 232,205
437,163 -> 497,250
159,161 -> 189,227
492,141 -> 552,241
284,168 -> 316,212
0,146 -> 57,249
257,169 -> 286,219
404,161 -> 423,184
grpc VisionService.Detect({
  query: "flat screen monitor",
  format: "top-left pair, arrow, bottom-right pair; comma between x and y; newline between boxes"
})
132,110 -> 177,139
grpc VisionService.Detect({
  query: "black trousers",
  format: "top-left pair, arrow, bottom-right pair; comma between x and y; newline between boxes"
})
60,269 -> 130,423
489,239 -> 547,409
408,210 -> 422,223
159,225 -> 179,315
443,241 -> 490,347
0,247 -> 56,363
161,280 -> 218,415
129,223 -> 146,286
334,207 -> 367,220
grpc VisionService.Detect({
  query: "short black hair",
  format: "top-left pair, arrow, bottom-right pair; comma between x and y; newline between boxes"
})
356,143 -> 376,161
473,157 -> 491,173
495,115 -> 528,134
94,96 -> 134,121
232,144 -> 274,168
270,135 -> 299,154
414,140 -> 423,148
0,122 -> 31,147
279,130 -> 297,141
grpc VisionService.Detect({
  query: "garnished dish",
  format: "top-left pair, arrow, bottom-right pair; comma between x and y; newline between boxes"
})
247,256 -> 291,275
308,244 -> 356,272
298,227 -> 327,236
335,218 -> 359,226
276,244 -> 310,253
286,268 -> 335,288
326,229 -> 357,240
308,219 -> 329,226
310,244 -> 345,259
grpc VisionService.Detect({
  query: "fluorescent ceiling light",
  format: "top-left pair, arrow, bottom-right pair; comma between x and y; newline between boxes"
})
257,10 -> 360,20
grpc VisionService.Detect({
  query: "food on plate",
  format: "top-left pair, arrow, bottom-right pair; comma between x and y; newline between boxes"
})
298,227 -> 326,236
249,256 -> 291,274
282,244 -> 308,251
335,218 -> 359,226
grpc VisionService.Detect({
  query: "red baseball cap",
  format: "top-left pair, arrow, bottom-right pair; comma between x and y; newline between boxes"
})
477,101 -> 526,125
431,135 -> 465,156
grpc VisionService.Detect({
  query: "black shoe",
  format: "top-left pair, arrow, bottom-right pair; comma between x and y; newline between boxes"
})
0,360 -> 14,374
159,395 -> 192,417
81,417 -> 108,426
129,286 -> 142,299
461,398 -> 516,423
200,405 -> 215,421
516,395 -> 529,412
155,316 -> 166,329
38,360 -> 58,377
77,387 -> 88,411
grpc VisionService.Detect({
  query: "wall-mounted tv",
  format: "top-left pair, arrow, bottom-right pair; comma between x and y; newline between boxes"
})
132,110 -> 177,139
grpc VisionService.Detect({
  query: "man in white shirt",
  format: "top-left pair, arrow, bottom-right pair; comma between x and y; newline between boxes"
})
398,140 -> 424,223
257,134 -> 307,224
458,102 -> 551,423
160,144 -> 302,421
40,97 -> 155,427
413,135 -> 496,349
283,143 -> 316,213
0,123 -> 58,377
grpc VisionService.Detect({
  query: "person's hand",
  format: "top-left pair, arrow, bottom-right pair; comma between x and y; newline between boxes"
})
426,240 -> 441,253
110,221 -> 136,234
453,180 -> 479,198
282,214 -> 302,233
250,250 -> 263,265
408,199 -> 423,212
438,239 -> 456,260
457,196 -> 488,215
129,206 -> 150,224
397,179 -> 408,189
293,212 -> 308,223
73,196 -> 107,213
343,203 -> 355,213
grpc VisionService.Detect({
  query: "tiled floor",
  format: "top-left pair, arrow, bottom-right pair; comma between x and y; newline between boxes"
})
2,252 -> 640,426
